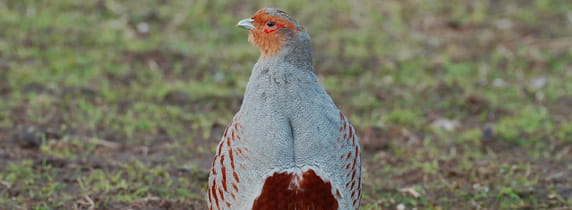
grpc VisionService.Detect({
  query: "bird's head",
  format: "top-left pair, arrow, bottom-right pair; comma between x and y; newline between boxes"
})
237,8 -> 308,58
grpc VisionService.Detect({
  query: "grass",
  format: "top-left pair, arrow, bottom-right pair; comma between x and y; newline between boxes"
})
1,0 -> 571,209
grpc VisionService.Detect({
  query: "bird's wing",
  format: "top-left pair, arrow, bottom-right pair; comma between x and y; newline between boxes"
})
207,113 -> 247,210
333,111 -> 362,209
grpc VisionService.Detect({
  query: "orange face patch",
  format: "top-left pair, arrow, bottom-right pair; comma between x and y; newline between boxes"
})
248,9 -> 300,58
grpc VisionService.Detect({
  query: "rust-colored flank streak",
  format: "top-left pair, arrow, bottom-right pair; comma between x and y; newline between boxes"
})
252,170 -> 338,210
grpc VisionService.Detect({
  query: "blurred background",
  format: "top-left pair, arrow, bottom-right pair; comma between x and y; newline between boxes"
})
1,0 -> 571,209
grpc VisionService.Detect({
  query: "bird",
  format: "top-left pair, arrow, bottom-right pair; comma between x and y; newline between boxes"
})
207,8 -> 361,210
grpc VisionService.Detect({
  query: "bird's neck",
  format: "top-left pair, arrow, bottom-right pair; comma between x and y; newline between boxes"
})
258,50 -> 312,71
240,45 -> 318,114
240,32 -> 317,114
257,32 -> 313,70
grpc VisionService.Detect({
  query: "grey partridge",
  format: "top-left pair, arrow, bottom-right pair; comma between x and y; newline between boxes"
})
207,8 -> 362,210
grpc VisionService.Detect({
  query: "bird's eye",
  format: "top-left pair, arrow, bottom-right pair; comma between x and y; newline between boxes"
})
266,21 -> 275,27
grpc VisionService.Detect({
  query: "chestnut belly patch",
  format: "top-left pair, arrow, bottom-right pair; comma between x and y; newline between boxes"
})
252,169 -> 338,210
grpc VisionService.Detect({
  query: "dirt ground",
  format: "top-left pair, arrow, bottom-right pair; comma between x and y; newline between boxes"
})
1,0 -> 572,209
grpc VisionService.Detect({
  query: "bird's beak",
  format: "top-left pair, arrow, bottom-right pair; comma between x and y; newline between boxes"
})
237,18 -> 255,30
